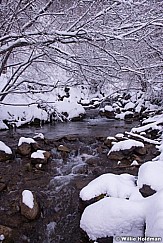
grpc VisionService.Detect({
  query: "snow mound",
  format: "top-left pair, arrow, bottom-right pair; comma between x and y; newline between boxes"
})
55,99 -> 85,120
0,141 -> 12,154
145,190 -> 163,238
80,197 -> 145,241
80,173 -> 137,201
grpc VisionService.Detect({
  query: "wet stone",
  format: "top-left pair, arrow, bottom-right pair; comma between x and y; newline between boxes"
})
0,151 -> 12,162
57,145 -> 70,153
0,182 -> 6,191
0,225 -> 13,241
20,192 -> 40,220
139,184 -> 156,198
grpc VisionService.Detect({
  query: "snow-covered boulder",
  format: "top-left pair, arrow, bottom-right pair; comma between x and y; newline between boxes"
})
55,99 -> 85,121
80,197 -> 145,241
108,139 -> 144,161
17,137 -> 39,156
80,173 -> 137,201
31,150 -> 51,165
104,136 -> 117,148
20,190 -> 40,220
33,133 -> 45,140
99,105 -> 115,119
0,141 -> 12,162
124,101 -> 135,111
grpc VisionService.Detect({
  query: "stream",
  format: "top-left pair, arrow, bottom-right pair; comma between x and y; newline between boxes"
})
0,111 -> 139,243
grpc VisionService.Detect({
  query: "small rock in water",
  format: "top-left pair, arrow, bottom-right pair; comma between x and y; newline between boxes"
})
20,190 -> 40,220
57,145 -> 70,152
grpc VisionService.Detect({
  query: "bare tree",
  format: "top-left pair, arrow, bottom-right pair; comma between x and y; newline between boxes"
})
0,0 -> 162,102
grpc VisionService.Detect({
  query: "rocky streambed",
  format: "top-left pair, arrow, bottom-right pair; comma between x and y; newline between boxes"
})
0,116 -> 158,243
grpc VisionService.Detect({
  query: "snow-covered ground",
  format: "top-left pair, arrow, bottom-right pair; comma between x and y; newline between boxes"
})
0,74 -> 105,129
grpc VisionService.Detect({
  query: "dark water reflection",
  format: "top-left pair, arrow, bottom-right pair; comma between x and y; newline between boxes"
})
0,118 -> 138,139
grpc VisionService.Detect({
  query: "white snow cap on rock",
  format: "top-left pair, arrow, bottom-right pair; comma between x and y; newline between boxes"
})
80,173 -> 137,201
33,133 -> 44,139
124,101 -> 135,110
108,139 -> 144,155
22,190 -> 34,209
0,141 -> 12,154
104,105 -> 114,112
31,150 -> 46,159
18,137 -> 36,146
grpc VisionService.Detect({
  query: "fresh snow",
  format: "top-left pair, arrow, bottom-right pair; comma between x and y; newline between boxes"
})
115,111 -> 133,120
80,173 -> 137,201
80,197 -> 145,241
131,121 -> 162,133
33,133 -> 45,139
108,139 -> 144,155
0,120 -> 8,130
131,160 -> 139,166
124,101 -> 135,110
137,161 -> 163,192
54,99 -> 85,120
0,141 -> 12,154
80,190 -> 163,241
18,137 -> 36,146
126,131 -> 160,145
115,133 -> 124,139
104,105 -> 113,112
31,150 -> 46,159
22,190 -> 34,209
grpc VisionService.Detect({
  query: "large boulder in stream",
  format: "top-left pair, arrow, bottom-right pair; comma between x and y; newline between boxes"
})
108,139 -> 144,161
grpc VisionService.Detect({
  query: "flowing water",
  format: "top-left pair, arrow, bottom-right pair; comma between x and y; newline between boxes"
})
0,111 -> 139,243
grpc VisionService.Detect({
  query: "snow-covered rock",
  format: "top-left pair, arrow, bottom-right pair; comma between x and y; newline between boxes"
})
0,141 -> 12,162
108,139 -> 144,154
124,101 -> 135,111
21,190 -> 39,220
80,197 -> 145,241
33,133 -> 44,140
0,141 -> 12,154
55,99 -> 85,121
17,137 -> 39,156
31,150 -> 51,165
80,173 -> 137,201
